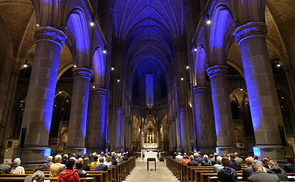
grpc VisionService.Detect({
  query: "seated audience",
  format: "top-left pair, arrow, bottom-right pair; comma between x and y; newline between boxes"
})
75,158 -> 87,177
195,153 -> 203,163
105,156 -> 113,167
283,155 -> 295,173
43,156 -> 53,169
100,151 -> 105,157
234,152 -> 243,164
10,158 -> 25,174
82,157 -> 90,171
175,152 -> 183,162
32,170 -> 45,182
187,154 -> 198,166
213,156 -> 224,173
202,155 -> 212,166
182,155 -> 190,164
230,153 -> 241,170
50,155 -> 65,177
61,154 -> 68,164
58,159 -> 80,182
242,157 -> 254,181
261,157 -> 270,171
209,154 -> 216,165
267,160 -> 288,181
24,165 -> 43,182
117,153 -> 123,163
0,160 -> 11,174
95,157 -> 108,171
91,156 -> 100,167
218,157 -> 237,182
247,161 -> 280,182
172,152 -> 177,159
111,152 -> 118,165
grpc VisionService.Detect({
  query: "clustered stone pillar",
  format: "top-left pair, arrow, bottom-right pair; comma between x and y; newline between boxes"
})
87,88 -> 107,153
207,65 -> 237,154
234,22 -> 288,160
168,118 -> 177,151
178,107 -> 191,152
193,87 -> 216,154
19,26 -> 66,164
67,68 -> 93,155
111,108 -> 122,152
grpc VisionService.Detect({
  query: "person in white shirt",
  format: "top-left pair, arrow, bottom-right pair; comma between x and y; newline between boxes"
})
175,152 -> 183,162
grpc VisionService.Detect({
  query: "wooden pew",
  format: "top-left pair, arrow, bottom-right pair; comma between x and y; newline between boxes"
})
0,176 -> 95,181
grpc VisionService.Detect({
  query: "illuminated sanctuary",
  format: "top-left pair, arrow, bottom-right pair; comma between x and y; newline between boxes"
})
0,0 -> 294,164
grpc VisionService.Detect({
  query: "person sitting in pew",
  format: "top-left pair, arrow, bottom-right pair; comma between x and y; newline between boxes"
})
209,154 -> 216,166
234,152 -> 243,164
10,158 -> 25,174
175,152 -> 183,162
24,165 -> 43,182
218,157 -> 237,182
50,155 -> 66,177
82,157 -> 90,171
105,156 -> 113,168
201,155 -> 212,166
76,158 -> 88,177
213,156 -> 224,173
182,155 -> 190,164
95,157 -> 108,171
91,155 -> 100,167
58,158 -> 80,182
283,155 -> 295,173
111,152 -> 118,165
230,153 -> 241,170
0,160 -> 11,174
32,170 -> 45,182
242,157 -> 254,181
187,155 -> 198,166
117,153 -> 123,163
267,160 -> 288,181
247,161 -> 280,182
43,156 -> 53,169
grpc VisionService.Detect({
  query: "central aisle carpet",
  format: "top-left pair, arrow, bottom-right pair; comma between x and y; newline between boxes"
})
123,159 -> 179,182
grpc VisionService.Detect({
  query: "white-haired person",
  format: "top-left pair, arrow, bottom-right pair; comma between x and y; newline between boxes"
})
43,156 -> 53,169
247,161 -> 280,182
50,154 -> 65,177
213,156 -> 224,173
116,153 -> 123,163
10,158 -> 25,174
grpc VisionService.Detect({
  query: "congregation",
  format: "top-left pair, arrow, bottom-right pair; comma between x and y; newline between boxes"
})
171,151 -> 295,182
0,151 -> 131,182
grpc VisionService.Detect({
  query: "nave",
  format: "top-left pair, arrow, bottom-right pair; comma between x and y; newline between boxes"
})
123,159 -> 178,182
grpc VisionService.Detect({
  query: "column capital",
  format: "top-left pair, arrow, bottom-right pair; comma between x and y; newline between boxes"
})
34,26 -> 66,47
193,86 -> 210,94
206,65 -> 228,79
90,88 -> 107,96
72,67 -> 93,80
115,108 -> 122,114
233,22 -> 267,43
178,107 -> 185,113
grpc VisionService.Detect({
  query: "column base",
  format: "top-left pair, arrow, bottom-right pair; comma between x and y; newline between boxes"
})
197,146 -> 216,155
13,146 -> 51,168
216,146 -> 239,155
110,147 -> 123,153
253,145 -> 292,163
87,147 -> 106,153
65,147 -> 87,156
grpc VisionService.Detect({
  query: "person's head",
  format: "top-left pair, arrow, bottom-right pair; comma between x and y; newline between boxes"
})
261,158 -> 269,166
65,159 -> 76,169
252,161 -> 263,172
106,156 -> 111,162
99,157 -> 104,163
11,161 -> 19,168
221,157 -> 230,167
253,155 -> 259,161
84,157 -> 89,165
216,156 -> 222,164
47,156 -> 53,162
93,156 -> 98,161
189,155 -> 194,161
203,155 -> 209,162
269,160 -> 277,168
209,154 -> 214,159
184,155 -> 189,159
285,155 -> 294,164
245,157 -> 254,166
75,158 -> 83,169
5,160 -> 12,166
32,170 -> 44,182
193,153 -> 199,158
55,155 -> 62,163
34,165 -> 43,173
111,152 -> 116,157
14,158 -> 21,166
101,151 -> 104,155
230,153 -> 236,160
178,152 -> 181,156
234,152 -> 239,157
63,154 -> 68,159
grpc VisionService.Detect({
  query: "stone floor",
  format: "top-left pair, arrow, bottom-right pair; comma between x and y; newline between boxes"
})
123,159 -> 179,182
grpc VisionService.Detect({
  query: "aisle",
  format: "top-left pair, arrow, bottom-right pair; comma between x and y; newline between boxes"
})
123,159 -> 179,182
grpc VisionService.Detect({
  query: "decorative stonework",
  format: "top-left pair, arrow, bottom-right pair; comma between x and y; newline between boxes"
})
206,65 -> 228,78
193,87 -> 210,94
34,26 -> 66,46
72,68 -> 93,79
91,88 -> 107,96
283,65 -> 293,73
233,22 -> 268,43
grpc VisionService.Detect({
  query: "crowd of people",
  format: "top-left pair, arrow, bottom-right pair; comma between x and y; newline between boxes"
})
173,151 -> 295,182
0,151 -> 131,182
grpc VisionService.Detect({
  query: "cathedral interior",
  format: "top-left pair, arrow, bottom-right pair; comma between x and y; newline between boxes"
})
0,0 -> 295,164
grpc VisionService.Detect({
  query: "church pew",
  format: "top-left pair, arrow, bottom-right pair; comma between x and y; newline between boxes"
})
87,171 -> 108,182
0,176 -> 95,182
200,172 -> 242,182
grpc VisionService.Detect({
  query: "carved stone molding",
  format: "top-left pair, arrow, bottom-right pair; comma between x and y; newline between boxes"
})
233,22 -> 268,43
193,87 -> 210,95
90,88 -> 107,96
34,26 -> 66,46
206,65 -> 228,79
72,68 -> 93,79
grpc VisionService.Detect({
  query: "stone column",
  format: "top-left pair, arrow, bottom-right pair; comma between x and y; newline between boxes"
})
87,88 -> 107,153
18,26 -> 66,164
110,108 -> 122,152
193,86 -> 216,154
67,68 -> 92,155
206,65 -> 237,154
168,119 -> 177,151
178,107 -> 191,152
234,22 -> 288,160
283,66 -> 295,109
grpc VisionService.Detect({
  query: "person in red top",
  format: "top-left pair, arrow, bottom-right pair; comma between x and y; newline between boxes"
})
57,159 -> 80,182
182,155 -> 190,165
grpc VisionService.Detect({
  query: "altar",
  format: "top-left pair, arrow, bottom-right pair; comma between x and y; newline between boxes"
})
141,150 -> 158,162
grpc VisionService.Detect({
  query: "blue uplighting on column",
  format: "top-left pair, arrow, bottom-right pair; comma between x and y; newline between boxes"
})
253,147 -> 262,157
100,92 -> 106,145
43,149 -> 51,158
216,147 -> 219,154
83,148 -> 87,155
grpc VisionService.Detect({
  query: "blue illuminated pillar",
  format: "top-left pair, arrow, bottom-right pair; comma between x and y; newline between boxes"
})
111,108 -> 122,152
207,65 -> 237,154
67,68 -> 93,154
87,88 -> 107,152
234,22 -> 287,160
19,26 -> 66,164
178,107 -> 190,152
193,87 -> 216,154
